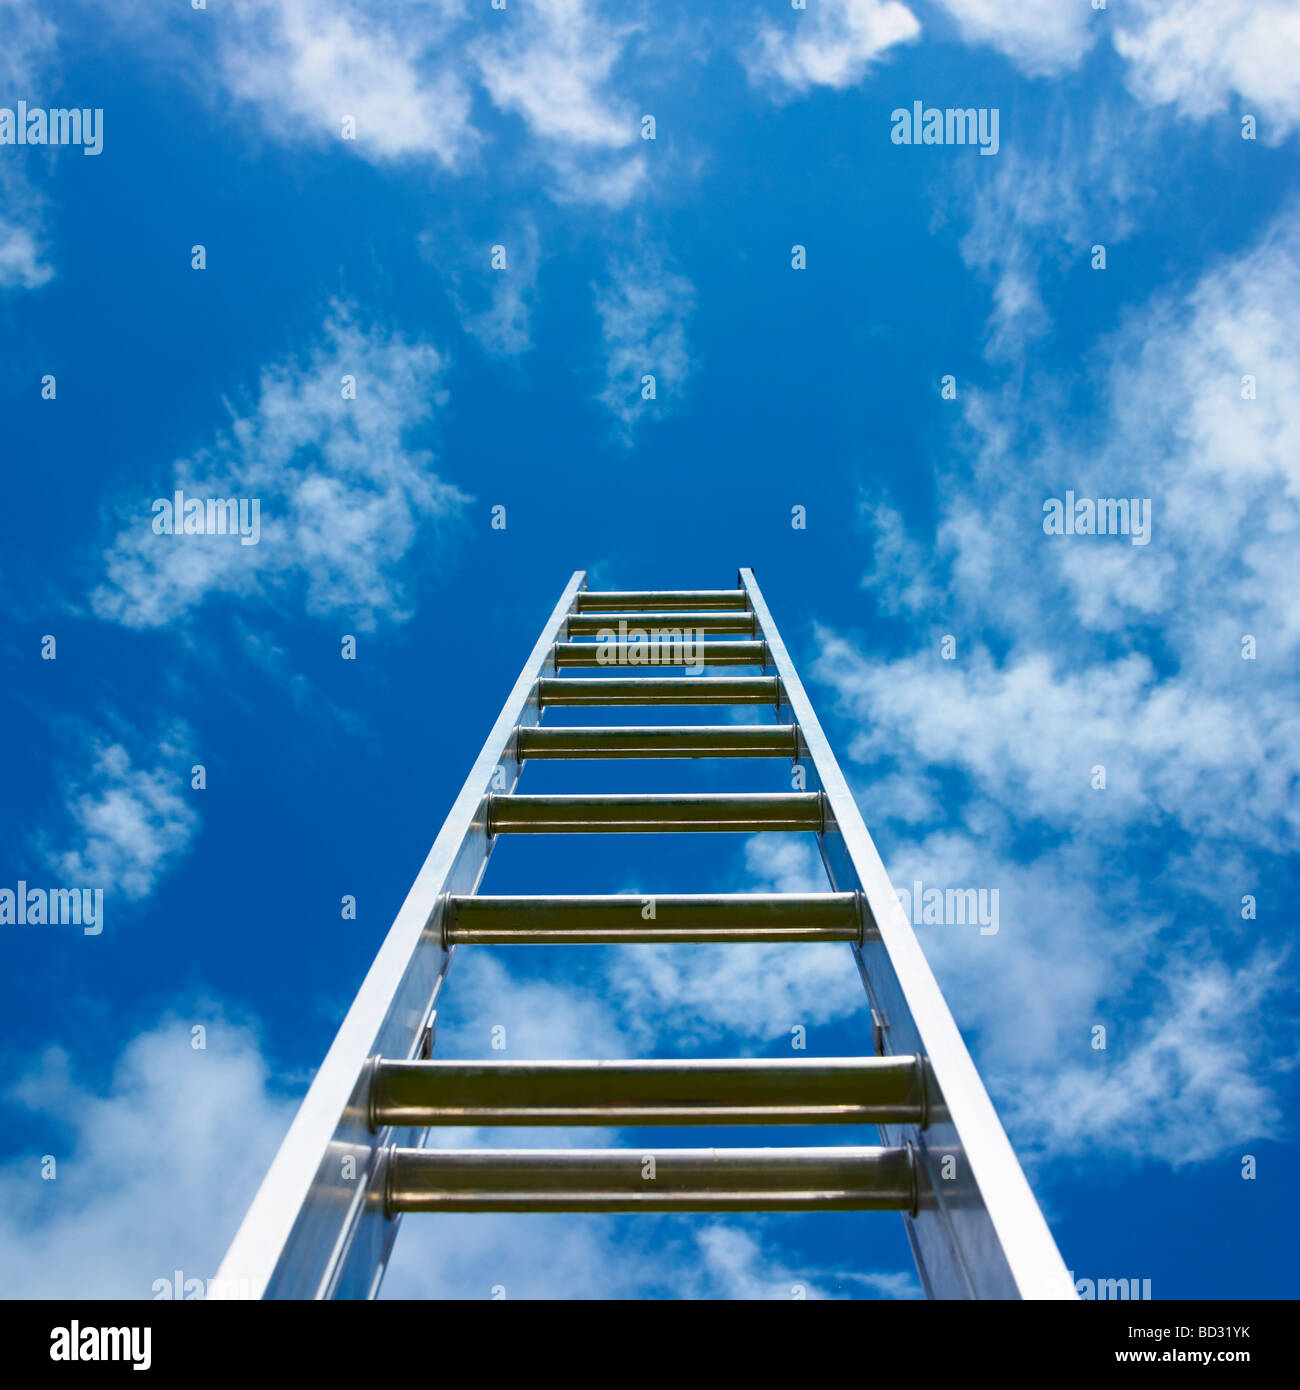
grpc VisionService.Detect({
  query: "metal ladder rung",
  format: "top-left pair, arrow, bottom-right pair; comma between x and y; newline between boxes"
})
370,1056 -> 924,1126
538,676 -> 781,706
385,1146 -> 917,1213
553,640 -> 766,668
575,590 -> 750,612
566,611 -> 757,636
444,891 -> 861,943
486,792 -> 824,834
516,725 -> 799,760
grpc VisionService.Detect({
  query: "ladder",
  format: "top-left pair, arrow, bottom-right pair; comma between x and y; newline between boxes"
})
215,570 -> 1076,1300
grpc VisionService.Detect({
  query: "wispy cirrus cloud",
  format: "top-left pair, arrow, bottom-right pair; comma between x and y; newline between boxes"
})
0,0 -> 54,91
440,217 -> 543,359
748,0 -> 921,92
1010,950 -> 1288,1165
953,109 -> 1152,358
594,244 -> 695,436
37,720 -> 199,902
0,0 -> 58,291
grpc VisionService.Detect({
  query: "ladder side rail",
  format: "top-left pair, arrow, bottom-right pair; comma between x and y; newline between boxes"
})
213,570 -> 587,1299
739,568 -> 1075,1302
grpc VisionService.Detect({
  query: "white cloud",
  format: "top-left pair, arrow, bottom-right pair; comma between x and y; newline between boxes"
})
605,938 -> 861,1046
1009,952 -> 1290,1165
473,0 -> 637,149
822,638 -> 1296,849
446,219 -> 542,358
0,0 -> 58,291
690,1224 -> 830,1300
848,1269 -> 924,1298
545,147 -> 648,208
384,948 -> 915,1299
878,824 -> 1161,1070
858,496 -> 945,615
832,208 -> 1300,848
0,206 -> 52,290
930,0 -> 1300,139
217,0 -> 475,165
929,0 -> 1096,76
383,1207 -> 898,1299
0,993 -> 916,1301
749,0 -> 921,92
114,0 -> 651,202
437,839 -> 859,1057
436,950 -> 634,1061
41,724 -> 199,901
0,0 -> 56,90
92,306 -> 469,629
601,836 -> 860,1046
1115,0 -> 1300,140
954,112 -> 1150,357
594,245 -> 695,434
810,206 -> 1300,1166
742,833 -> 828,893
0,1009 -> 294,1297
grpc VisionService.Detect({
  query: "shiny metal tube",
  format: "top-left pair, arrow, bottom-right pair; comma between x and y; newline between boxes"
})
575,590 -> 749,612
538,676 -> 781,706
567,611 -> 756,636
371,1056 -> 925,1127
445,891 -> 860,943
516,725 -> 799,759
386,1145 -> 916,1212
486,792 -> 825,834
553,640 -> 766,669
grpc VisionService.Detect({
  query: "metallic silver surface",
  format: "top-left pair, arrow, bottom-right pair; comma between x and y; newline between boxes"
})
565,611 -> 756,636
538,675 -> 781,705
386,1145 -> 917,1213
575,590 -> 751,612
443,891 -> 862,943
739,569 -> 1076,1300
486,791 -> 825,834
370,1056 -> 926,1127
516,724 -> 799,759
212,572 -> 587,1300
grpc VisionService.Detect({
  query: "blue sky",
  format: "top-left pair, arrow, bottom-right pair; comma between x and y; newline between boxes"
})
1,0 -> 1297,1299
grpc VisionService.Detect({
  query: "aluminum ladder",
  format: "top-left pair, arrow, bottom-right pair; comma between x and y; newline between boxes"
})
215,569 -> 1076,1300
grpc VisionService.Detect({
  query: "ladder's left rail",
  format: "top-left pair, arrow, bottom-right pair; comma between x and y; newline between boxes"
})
213,572 -> 587,1300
